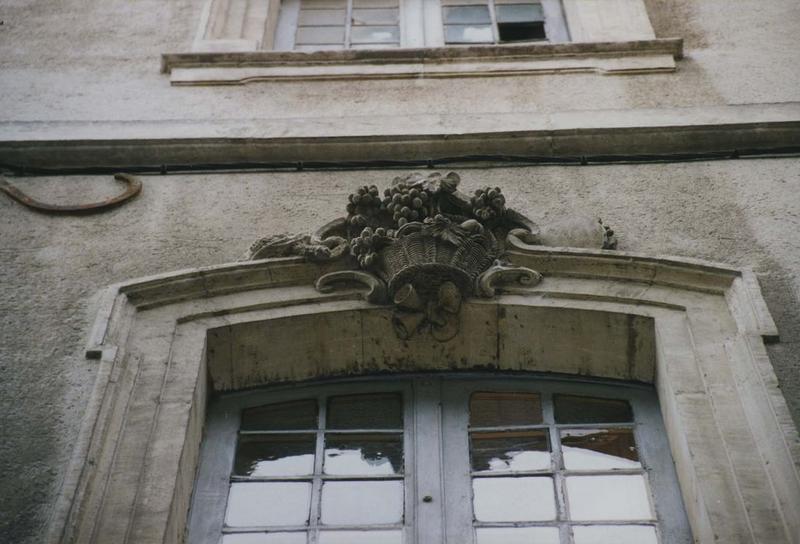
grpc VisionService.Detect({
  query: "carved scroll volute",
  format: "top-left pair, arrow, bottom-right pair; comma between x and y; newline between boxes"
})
476,260 -> 543,297
315,270 -> 388,304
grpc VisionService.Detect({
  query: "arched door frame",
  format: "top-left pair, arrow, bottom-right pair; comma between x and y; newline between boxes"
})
49,242 -> 799,544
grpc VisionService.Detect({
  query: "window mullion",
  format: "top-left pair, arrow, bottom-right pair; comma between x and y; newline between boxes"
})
412,378 -> 447,544
308,394 -> 327,544
545,393 -> 572,544
440,380 -> 475,544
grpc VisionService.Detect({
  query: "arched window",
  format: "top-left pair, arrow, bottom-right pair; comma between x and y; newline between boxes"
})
188,375 -> 691,544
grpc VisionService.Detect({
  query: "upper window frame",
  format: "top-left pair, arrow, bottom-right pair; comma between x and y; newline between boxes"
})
187,373 -> 692,544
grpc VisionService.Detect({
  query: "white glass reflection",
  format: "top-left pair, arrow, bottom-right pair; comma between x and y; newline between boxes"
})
472,477 -> 556,522
225,482 -> 311,527
444,25 -> 493,43
222,533 -> 308,544
325,449 -> 398,475
481,450 -> 549,472
319,530 -> 403,544
566,475 -> 653,521
352,8 -> 398,24
350,26 -> 399,43
246,453 -> 315,477
572,525 -> 659,544
561,429 -> 640,471
476,527 -> 560,544
321,481 -> 404,525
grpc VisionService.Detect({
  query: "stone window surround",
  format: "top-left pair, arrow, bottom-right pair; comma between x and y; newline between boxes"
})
162,0 -> 681,84
47,241 -> 800,544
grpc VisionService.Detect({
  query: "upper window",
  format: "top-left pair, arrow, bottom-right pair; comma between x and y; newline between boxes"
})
188,375 -> 691,544
271,0 -> 568,51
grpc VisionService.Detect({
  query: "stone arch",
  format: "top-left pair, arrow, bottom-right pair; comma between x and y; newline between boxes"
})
49,243 -> 799,544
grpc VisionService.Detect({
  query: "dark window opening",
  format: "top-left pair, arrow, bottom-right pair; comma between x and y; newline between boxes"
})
498,21 -> 546,42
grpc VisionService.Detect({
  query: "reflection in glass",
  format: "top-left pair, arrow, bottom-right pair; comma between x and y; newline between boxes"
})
496,3 -> 544,22
327,393 -> 403,429
444,25 -> 493,43
221,533 -> 308,544
235,434 -> 316,477
324,433 -> 403,475
298,9 -> 346,25
554,395 -> 633,424
321,480 -> 404,525
476,527 -> 560,544
296,26 -> 346,45
241,400 -> 318,431
443,5 -> 491,24
471,430 -> 550,472
470,392 -> 542,427
302,0 -> 346,7
566,475 -> 653,521
225,482 -> 311,527
352,8 -> 399,24
561,428 -> 640,471
472,476 -> 556,521
350,26 -> 400,43
319,530 -> 403,544
572,525 -> 659,544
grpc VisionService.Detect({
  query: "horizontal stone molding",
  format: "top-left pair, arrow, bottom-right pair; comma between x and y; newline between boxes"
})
51,245 -> 798,544
161,40 -> 682,84
2,104 -> 800,170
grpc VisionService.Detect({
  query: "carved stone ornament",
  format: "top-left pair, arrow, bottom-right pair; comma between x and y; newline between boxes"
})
247,172 -> 617,341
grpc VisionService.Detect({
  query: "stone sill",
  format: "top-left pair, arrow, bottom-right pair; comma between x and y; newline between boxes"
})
161,39 -> 683,85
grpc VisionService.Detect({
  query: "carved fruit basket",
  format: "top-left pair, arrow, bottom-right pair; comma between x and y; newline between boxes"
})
379,225 -> 496,299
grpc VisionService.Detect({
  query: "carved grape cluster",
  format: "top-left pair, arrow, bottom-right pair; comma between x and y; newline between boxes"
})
346,185 -> 383,229
470,186 -> 506,221
382,184 -> 435,227
350,226 -> 394,268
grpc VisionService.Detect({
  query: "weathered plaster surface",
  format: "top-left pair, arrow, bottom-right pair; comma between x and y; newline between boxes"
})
0,162 -> 799,542
0,0 -> 799,122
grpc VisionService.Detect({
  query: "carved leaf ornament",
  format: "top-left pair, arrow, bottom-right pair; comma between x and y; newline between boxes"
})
248,172 -> 616,342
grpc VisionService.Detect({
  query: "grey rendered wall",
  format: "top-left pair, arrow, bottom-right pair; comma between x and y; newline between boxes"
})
1,161 -> 799,542
0,0 -> 799,122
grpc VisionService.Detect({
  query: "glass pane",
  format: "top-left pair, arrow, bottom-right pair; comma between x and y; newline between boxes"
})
443,5 -> 491,23
496,3 -> 544,22
572,525 -> 659,544
471,430 -> 550,472
354,0 -> 398,6
241,400 -> 318,431
225,482 -> 312,527
352,8 -> 399,25
321,480 -> 404,525
234,434 -> 316,477
476,527 -> 560,544
561,428 -> 640,471
324,433 -> 403,475
553,395 -> 633,424
301,0 -> 346,7
298,9 -> 346,25
327,393 -> 403,429
319,531 -> 403,544
444,24 -> 493,43
222,534 -> 308,544
566,475 -> 654,521
296,26 -> 346,45
472,476 -> 556,521
350,26 -> 400,43
470,392 -> 542,427
350,43 -> 399,49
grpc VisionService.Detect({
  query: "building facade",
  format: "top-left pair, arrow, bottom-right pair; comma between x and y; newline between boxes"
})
1,0 -> 799,542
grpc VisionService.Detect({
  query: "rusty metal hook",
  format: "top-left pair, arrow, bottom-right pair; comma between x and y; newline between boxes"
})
0,173 -> 142,215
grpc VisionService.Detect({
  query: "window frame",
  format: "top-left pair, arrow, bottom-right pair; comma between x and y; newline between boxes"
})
187,374 -> 691,544
271,0 -> 568,51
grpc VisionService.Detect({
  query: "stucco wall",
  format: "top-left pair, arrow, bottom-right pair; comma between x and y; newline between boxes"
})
0,161 -> 798,542
0,0 -> 799,122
